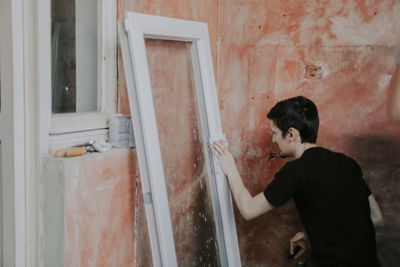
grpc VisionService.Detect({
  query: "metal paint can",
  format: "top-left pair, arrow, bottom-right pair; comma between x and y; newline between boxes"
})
109,114 -> 135,148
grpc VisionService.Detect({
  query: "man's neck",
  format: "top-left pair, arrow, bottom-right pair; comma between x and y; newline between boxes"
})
294,142 -> 317,159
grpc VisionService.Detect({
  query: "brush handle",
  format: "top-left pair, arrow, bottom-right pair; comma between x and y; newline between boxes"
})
55,147 -> 87,157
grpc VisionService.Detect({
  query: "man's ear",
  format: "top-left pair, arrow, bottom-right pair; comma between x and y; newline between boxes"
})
287,127 -> 300,141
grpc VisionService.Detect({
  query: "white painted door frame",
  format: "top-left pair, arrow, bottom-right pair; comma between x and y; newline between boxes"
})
0,0 -> 27,266
120,12 -> 241,267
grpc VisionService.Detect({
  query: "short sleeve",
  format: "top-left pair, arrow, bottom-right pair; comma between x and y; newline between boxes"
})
361,178 -> 372,197
350,157 -> 372,197
264,164 -> 297,207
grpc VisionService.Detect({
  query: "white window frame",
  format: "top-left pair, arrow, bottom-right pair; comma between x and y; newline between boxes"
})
120,12 -> 241,267
38,0 -> 117,152
0,0 -> 26,265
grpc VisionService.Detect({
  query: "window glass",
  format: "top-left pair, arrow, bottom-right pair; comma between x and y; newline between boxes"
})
146,39 -> 221,266
51,0 -> 98,113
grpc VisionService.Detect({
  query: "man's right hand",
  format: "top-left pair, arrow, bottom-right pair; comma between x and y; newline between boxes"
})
290,231 -> 308,259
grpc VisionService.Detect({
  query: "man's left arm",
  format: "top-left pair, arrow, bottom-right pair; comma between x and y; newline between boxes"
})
212,140 -> 274,220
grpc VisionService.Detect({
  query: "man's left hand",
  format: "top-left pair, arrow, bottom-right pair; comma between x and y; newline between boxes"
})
212,140 -> 237,176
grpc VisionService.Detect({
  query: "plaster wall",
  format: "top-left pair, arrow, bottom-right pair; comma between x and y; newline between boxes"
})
41,1 -> 400,266
216,1 -> 400,266
116,1 -> 400,266
40,149 -> 148,266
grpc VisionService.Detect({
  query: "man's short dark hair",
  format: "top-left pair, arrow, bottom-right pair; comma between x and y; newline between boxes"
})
267,96 -> 319,143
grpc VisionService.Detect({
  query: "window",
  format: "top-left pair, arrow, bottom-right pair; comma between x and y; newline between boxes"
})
120,12 -> 241,267
0,1 -> 27,264
39,0 -> 117,151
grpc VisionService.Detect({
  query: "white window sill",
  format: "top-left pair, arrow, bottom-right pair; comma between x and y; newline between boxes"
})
50,112 -> 110,134
49,112 -> 111,151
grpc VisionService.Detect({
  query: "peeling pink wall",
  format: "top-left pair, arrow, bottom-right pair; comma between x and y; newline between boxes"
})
64,150 -> 140,267
216,1 -> 400,266
56,1 -> 400,267
41,149 -> 151,267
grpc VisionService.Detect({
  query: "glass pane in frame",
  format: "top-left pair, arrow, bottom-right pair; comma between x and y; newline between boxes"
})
146,39 -> 221,266
51,0 -> 76,113
51,0 -> 98,113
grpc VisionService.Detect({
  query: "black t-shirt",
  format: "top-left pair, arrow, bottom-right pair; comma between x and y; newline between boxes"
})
264,147 -> 380,267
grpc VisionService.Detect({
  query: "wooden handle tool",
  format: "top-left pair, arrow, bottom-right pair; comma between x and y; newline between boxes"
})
55,147 -> 87,157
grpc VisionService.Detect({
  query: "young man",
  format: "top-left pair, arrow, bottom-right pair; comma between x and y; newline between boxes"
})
212,96 -> 383,267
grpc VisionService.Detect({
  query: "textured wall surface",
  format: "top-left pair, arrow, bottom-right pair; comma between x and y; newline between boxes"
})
116,0 -> 400,266
41,1 -> 400,267
40,150 -> 147,267
64,150 -> 137,266
216,1 -> 400,266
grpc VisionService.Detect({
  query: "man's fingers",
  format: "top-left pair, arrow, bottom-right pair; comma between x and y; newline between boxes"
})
290,232 -> 306,255
290,238 -> 300,254
211,144 -> 221,157
290,240 -> 296,255
290,242 -> 305,258
212,140 -> 227,155
294,248 -> 305,259
215,140 -> 226,151
291,232 -> 304,241
293,241 -> 307,259
212,143 -> 224,157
